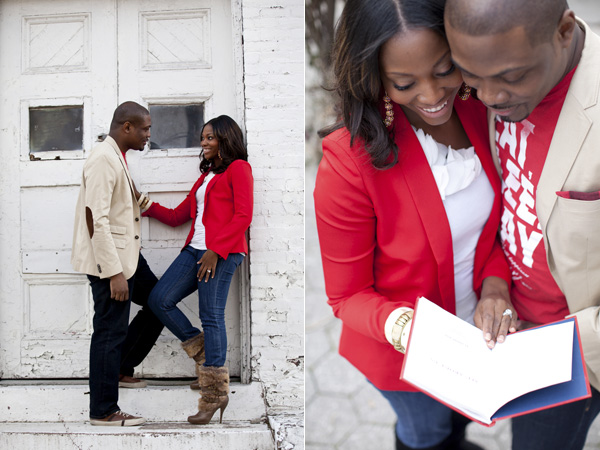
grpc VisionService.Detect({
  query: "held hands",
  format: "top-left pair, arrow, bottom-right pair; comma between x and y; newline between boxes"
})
197,249 -> 219,282
474,276 -> 517,349
110,272 -> 129,301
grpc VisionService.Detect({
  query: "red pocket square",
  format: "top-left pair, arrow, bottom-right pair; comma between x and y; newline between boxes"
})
556,190 -> 600,200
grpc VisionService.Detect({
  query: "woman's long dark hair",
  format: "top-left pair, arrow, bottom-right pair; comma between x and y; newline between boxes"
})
323,0 -> 446,169
199,115 -> 248,174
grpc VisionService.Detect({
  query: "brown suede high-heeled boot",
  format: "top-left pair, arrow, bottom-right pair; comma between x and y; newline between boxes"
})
181,333 -> 205,390
187,365 -> 229,425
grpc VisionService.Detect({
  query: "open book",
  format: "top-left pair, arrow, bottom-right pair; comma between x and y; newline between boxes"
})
400,297 -> 590,426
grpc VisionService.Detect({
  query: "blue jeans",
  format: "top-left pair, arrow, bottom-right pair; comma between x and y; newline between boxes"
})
512,385 -> 600,450
377,388 -> 460,448
148,245 -> 244,367
87,253 -> 163,419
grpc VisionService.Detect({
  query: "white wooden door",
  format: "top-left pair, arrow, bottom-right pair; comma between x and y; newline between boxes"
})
0,0 -> 246,379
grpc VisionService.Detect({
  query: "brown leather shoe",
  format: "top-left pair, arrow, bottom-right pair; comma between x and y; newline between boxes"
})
118,374 -> 147,388
90,410 -> 146,426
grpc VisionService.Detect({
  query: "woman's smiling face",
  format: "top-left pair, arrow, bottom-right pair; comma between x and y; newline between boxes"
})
201,124 -> 219,161
379,28 -> 463,129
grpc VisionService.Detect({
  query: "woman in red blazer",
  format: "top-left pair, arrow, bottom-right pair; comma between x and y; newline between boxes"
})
314,1 -> 514,449
144,115 -> 253,425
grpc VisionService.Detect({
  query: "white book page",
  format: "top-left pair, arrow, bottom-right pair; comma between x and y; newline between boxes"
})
402,298 -> 574,423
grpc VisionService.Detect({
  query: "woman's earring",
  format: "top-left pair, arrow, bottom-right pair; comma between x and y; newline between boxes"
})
218,151 -> 222,159
383,93 -> 394,127
458,83 -> 471,101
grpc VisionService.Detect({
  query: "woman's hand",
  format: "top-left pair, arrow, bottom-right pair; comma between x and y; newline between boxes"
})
197,249 -> 219,282
475,276 -> 517,349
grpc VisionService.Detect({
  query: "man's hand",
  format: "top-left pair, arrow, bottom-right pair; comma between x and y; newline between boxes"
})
474,276 -> 517,349
110,272 -> 129,301
197,249 -> 219,283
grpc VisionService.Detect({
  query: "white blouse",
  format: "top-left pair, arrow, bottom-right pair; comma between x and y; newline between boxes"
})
189,172 -> 216,250
384,128 -> 495,345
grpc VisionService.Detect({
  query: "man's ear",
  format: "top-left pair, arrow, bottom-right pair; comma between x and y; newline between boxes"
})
123,121 -> 132,134
556,9 -> 577,49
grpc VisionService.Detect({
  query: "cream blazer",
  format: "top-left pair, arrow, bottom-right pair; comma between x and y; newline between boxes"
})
489,19 -> 600,390
71,136 -> 142,280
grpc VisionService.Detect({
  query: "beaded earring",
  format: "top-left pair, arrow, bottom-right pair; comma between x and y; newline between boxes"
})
383,93 -> 394,127
458,83 -> 472,101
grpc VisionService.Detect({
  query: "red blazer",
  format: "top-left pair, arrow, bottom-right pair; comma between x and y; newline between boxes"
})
144,159 -> 253,259
314,97 -> 510,390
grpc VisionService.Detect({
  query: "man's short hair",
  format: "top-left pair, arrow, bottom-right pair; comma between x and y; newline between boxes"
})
445,0 -> 568,46
110,101 -> 150,131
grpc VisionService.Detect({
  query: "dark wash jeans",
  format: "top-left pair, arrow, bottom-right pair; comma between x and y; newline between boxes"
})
148,245 -> 244,367
512,385 -> 600,450
378,384 -> 600,449
87,253 -> 163,419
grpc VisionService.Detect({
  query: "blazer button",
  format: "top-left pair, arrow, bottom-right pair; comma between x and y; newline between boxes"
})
135,235 -> 139,239
135,218 -> 140,222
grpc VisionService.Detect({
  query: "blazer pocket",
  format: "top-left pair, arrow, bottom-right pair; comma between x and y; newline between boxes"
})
110,225 -> 127,249
556,190 -> 600,201
112,238 -> 127,249
110,225 -> 127,235
553,196 -> 600,305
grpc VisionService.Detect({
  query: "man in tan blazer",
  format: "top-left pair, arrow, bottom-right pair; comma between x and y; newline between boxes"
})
445,1 -> 600,448
72,102 -> 163,426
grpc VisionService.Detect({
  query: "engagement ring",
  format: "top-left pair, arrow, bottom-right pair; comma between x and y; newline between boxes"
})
502,308 -> 513,318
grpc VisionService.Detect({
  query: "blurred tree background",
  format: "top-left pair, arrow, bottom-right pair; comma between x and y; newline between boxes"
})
305,0 -> 343,165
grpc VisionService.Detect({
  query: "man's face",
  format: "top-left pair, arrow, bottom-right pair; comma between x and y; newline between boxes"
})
445,24 -> 564,122
127,115 -> 151,151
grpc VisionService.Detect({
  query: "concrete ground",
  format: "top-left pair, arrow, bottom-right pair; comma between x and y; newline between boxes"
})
305,166 -> 600,450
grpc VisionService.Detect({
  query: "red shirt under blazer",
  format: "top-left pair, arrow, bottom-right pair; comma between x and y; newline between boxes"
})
314,97 -> 510,390
144,159 -> 253,259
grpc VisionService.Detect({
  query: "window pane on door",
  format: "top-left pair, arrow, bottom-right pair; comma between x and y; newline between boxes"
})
29,106 -> 83,152
149,104 -> 204,149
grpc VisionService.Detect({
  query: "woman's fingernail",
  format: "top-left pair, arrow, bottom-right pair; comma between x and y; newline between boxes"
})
485,333 -> 491,341
497,335 -> 505,343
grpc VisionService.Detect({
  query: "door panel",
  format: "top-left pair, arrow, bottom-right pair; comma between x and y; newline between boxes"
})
118,0 -> 242,377
0,0 -> 244,379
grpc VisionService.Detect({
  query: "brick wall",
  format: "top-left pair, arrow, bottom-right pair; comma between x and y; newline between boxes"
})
241,0 -> 305,412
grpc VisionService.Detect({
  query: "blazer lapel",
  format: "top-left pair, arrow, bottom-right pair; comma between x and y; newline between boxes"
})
538,18 -> 599,230
395,117 -> 455,312
190,173 -> 209,219
106,136 -> 136,198
204,170 -> 223,197
537,96 -> 591,230
456,99 -> 502,195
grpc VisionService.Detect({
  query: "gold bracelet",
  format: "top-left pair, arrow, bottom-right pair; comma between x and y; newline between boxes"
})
392,311 -> 414,354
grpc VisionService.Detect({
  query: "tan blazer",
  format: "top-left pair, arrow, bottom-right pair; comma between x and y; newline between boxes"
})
489,19 -> 600,389
71,136 -> 142,280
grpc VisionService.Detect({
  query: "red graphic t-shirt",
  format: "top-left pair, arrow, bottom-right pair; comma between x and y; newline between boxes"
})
496,68 -> 577,325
